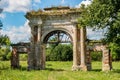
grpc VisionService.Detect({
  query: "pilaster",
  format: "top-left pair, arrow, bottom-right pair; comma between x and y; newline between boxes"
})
72,26 -> 79,71
80,27 -> 87,71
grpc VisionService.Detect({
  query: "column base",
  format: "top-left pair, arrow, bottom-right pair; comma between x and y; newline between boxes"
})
86,64 -> 92,71
102,64 -> 112,71
11,65 -> 21,69
72,65 -> 80,71
72,65 -> 88,71
27,66 -> 45,71
79,64 -> 88,71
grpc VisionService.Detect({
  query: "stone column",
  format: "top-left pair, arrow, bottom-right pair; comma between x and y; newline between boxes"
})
27,24 -> 36,70
11,47 -> 20,69
34,26 -> 41,70
109,51 -> 112,70
34,25 -> 46,70
80,27 -> 87,71
77,28 -> 81,65
40,44 -> 46,69
102,46 -> 112,71
72,26 -> 79,71
86,48 -> 92,70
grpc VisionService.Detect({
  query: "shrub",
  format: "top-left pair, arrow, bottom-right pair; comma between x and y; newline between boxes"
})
91,51 -> 102,61
109,43 -> 120,61
19,54 -> 28,61
0,48 -> 11,60
46,44 -> 73,61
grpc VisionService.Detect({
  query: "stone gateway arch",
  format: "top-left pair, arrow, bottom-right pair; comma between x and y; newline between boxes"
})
24,6 -> 112,71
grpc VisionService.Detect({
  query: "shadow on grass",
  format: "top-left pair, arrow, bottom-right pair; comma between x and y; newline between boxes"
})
90,69 -> 120,73
112,69 -> 120,73
14,66 -> 65,72
45,68 -> 64,71
0,67 -> 9,70
91,69 -> 102,72
19,66 -> 28,71
46,64 -> 52,66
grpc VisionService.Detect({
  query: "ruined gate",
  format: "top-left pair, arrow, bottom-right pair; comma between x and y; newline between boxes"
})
25,6 -> 112,71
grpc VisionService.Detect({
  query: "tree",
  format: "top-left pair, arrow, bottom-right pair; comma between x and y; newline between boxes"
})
0,35 -> 11,46
46,44 -> 73,61
0,35 -> 11,60
78,0 -> 120,60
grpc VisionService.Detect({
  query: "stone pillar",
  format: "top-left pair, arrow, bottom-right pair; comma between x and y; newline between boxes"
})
86,48 -> 92,70
40,44 -> 46,69
27,25 -> 36,70
109,51 -> 112,70
102,47 -> 112,71
34,44 -> 40,70
77,28 -> 81,65
72,26 -> 79,71
80,27 -> 87,71
34,26 -> 41,70
33,25 -> 46,70
28,40 -> 36,70
11,47 -> 20,69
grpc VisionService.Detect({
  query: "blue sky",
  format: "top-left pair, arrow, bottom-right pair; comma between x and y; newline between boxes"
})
0,0 -> 104,43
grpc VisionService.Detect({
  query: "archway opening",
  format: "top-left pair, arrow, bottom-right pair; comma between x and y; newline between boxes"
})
91,51 -> 102,71
43,30 -> 73,70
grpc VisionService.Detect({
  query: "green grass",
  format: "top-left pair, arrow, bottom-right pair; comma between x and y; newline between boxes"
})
0,61 -> 120,80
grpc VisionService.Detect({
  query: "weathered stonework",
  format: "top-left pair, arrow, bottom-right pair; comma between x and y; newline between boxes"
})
88,44 -> 112,71
24,6 -> 112,71
102,46 -> 112,71
11,47 -> 20,69
26,7 -> 84,71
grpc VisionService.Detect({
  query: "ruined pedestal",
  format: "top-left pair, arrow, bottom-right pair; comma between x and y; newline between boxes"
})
11,47 -> 20,69
102,48 -> 112,71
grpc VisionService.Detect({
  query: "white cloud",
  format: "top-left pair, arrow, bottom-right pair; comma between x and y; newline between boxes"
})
0,0 -> 31,13
34,0 -> 41,3
32,0 -> 41,10
87,28 -> 105,40
61,0 -> 65,4
1,20 -> 31,43
0,0 -> 42,13
0,13 -> 5,19
76,0 -> 92,8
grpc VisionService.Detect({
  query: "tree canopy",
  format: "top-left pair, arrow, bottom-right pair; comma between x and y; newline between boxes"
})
0,35 -> 11,46
0,35 -> 11,60
79,0 -> 120,45
78,0 -> 120,60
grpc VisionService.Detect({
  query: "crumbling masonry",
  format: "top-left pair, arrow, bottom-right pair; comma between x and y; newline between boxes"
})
11,7 -> 112,71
